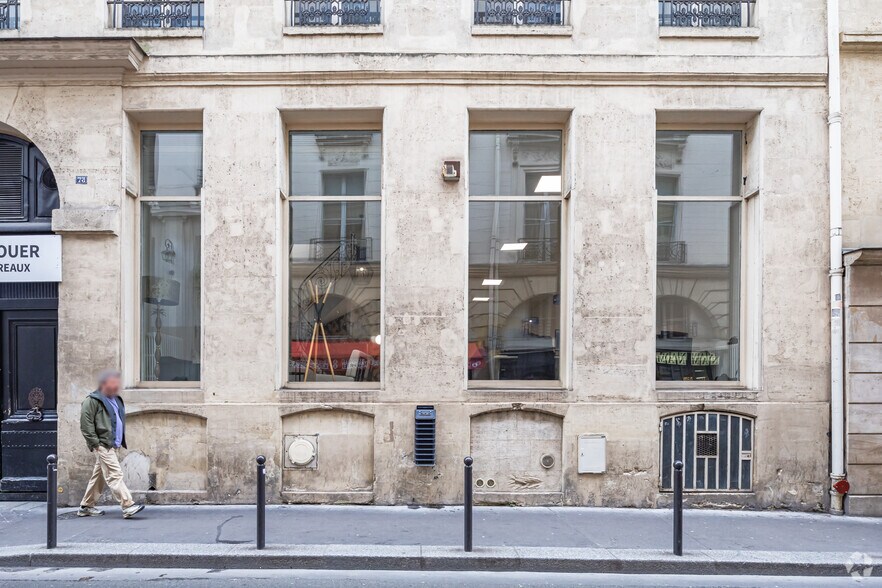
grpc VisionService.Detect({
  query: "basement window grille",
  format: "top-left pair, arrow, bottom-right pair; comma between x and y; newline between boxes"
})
660,411 -> 753,492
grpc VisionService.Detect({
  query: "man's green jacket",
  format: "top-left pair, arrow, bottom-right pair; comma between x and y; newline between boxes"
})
80,391 -> 127,451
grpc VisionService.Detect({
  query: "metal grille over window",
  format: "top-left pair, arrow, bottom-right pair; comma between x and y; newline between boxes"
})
0,0 -> 20,30
108,1 -> 205,29
286,0 -> 381,26
660,411 -> 753,491
474,0 -> 569,26
658,1 -> 755,28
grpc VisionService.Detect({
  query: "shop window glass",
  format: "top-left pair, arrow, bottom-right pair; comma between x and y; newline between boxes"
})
288,129 -> 382,384
140,201 -> 202,382
140,131 -> 203,197
656,131 -> 742,382
468,129 -> 563,383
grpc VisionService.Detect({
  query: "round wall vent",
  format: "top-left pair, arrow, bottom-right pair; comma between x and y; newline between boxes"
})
540,454 -> 555,469
287,437 -> 317,467
485,478 -> 496,488
475,478 -> 485,488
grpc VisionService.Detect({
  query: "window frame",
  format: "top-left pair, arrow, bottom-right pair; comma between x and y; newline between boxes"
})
654,124 -> 749,390
134,127 -> 204,388
466,125 -> 569,390
283,125 -> 384,389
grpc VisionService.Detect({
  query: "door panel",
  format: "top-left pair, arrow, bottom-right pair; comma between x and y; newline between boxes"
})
0,309 -> 57,493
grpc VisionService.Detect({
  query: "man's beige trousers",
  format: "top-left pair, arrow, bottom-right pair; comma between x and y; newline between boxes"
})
80,446 -> 134,510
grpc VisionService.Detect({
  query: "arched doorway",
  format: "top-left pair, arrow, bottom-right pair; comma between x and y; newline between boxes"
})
0,132 -> 60,499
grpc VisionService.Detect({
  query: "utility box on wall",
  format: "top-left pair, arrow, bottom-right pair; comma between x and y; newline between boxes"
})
578,434 -> 607,474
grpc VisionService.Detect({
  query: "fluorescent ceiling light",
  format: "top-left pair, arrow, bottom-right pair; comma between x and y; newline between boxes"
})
534,175 -> 562,194
472,297 -> 490,302
500,242 -> 528,251
482,279 -> 502,286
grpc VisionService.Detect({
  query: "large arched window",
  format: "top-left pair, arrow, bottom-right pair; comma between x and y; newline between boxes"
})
0,134 -> 59,232
660,411 -> 754,492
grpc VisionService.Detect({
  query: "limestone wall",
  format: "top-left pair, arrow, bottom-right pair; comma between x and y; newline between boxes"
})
0,1 -> 834,510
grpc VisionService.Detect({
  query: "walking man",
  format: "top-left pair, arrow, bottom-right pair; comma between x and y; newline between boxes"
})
78,370 -> 144,519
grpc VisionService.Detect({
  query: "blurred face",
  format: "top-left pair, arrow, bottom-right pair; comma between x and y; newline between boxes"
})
100,376 -> 121,397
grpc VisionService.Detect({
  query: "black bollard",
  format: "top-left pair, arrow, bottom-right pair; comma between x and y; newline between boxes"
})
47,455 -> 57,549
464,456 -> 473,552
256,455 -> 266,550
673,460 -> 683,556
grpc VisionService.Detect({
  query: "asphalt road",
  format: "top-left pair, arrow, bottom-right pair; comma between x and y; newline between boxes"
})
0,568 -> 880,588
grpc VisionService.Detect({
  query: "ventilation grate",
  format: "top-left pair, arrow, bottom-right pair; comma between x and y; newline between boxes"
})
696,432 -> 718,457
414,405 -> 436,467
0,282 -> 58,300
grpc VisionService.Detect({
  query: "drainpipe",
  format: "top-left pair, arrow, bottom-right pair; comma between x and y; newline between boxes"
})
827,0 -> 847,515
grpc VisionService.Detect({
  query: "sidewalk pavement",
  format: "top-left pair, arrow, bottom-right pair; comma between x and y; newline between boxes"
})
0,503 -> 880,576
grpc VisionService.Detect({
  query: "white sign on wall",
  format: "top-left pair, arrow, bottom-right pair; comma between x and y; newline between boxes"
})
0,235 -> 62,282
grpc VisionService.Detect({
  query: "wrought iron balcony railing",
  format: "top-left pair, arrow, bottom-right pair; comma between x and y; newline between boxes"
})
659,1 -> 755,28
309,238 -> 373,262
286,0 -> 381,26
474,0 -> 569,26
0,0 -> 19,30
517,238 -> 560,263
108,1 -> 204,29
657,241 -> 687,264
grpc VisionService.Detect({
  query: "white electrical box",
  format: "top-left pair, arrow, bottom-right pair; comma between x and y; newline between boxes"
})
578,434 -> 607,474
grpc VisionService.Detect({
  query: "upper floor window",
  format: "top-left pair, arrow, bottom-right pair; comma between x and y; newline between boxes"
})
0,0 -> 19,30
286,0 -> 381,26
108,1 -> 205,29
288,130 -> 382,384
468,130 -> 563,384
473,0 -> 569,26
658,1 -> 756,28
656,130 -> 743,384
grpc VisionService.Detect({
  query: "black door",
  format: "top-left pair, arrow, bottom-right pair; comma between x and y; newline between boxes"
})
0,309 -> 57,496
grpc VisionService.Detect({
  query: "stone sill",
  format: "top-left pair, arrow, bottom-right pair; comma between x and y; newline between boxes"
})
104,27 -> 204,39
52,206 -> 119,235
283,25 -> 384,36
659,26 -> 760,39
475,491 -> 563,505
0,29 -> 21,38
123,388 -> 205,405
282,491 -> 373,504
471,24 -> 573,37
841,32 -> 882,52
131,490 -> 209,503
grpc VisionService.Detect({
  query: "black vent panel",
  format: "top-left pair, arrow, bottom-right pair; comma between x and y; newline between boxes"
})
414,405 -> 436,467
0,282 -> 58,300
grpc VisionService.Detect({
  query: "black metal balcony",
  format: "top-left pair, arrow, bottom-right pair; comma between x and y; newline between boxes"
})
659,1 -> 755,28
286,0 -> 381,26
474,0 -> 569,26
0,0 -> 19,30
517,238 -> 560,263
108,1 -> 204,29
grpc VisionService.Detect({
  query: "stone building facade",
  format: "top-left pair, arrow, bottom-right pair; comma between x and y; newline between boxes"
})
0,0 -> 874,514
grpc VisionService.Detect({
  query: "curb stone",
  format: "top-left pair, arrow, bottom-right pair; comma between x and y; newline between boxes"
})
0,544 -> 879,576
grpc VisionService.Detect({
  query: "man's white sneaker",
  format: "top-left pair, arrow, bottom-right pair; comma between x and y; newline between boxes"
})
77,506 -> 104,517
122,504 -> 145,519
